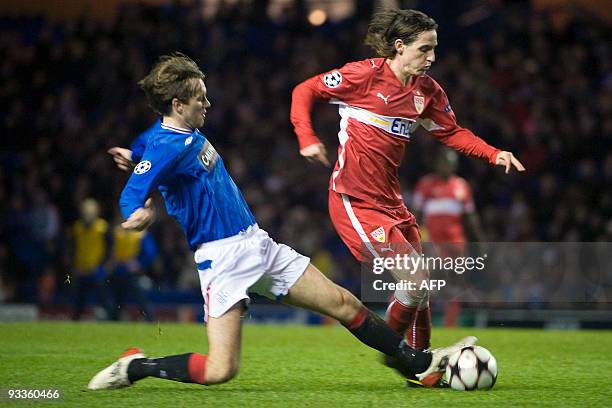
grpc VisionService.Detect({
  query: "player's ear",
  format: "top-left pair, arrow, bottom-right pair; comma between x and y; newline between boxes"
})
172,97 -> 183,114
394,39 -> 404,54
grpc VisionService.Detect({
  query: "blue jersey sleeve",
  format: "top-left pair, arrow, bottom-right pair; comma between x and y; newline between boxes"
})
130,119 -> 161,162
119,142 -> 180,219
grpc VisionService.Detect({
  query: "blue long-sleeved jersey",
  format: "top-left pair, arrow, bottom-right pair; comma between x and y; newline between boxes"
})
119,122 -> 256,251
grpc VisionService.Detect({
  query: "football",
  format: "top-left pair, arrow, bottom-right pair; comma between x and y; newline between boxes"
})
445,346 -> 498,391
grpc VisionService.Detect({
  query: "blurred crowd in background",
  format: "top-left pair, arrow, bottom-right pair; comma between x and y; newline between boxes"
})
0,0 -> 610,311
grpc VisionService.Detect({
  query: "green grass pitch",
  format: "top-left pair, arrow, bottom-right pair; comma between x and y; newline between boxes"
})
1,322 -> 611,407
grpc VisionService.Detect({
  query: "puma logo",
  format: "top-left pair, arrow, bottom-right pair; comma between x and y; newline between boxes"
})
376,92 -> 390,105
380,243 -> 394,253
370,59 -> 377,68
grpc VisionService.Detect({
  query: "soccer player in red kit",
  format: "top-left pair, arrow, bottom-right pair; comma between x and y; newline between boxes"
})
290,8 -> 524,384
413,149 -> 486,254
414,149 -> 487,328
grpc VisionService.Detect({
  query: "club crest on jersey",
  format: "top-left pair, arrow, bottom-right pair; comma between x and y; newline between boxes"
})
370,226 -> 386,243
198,140 -> 218,171
323,71 -> 342,88
134,160 -> 152,174
413,95 -> 425,114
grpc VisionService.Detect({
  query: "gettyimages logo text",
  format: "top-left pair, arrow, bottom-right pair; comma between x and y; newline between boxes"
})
371,253 -> 487,275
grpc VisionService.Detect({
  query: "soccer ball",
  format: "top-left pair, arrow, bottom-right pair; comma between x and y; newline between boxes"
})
445,346 -> 498,391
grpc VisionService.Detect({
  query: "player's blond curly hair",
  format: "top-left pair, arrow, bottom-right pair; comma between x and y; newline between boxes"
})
138,52 -> 205,115
365,8 -> 438,58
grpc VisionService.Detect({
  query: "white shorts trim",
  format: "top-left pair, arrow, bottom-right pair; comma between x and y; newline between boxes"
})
340,194 -> 379,258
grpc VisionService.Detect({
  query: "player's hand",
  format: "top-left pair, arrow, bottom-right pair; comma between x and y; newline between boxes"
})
108,147 -> 135,171
495,151 -> 525,174
300,143 -> 330,167
122,198 -> 155,231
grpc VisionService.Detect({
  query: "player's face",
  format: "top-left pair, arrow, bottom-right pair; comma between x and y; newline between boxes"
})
180,79 -> 211,130
394,30 -> 437,77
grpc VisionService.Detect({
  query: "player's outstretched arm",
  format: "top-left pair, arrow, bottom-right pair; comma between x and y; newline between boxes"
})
121,198 -> 155,231
108,147 -> 135,171
425,85 -> 526,175
494,151 -> 525,174
291,79 -> 326,166
299,143 -> 330,167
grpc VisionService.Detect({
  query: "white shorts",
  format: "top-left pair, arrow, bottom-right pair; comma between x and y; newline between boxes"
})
194,224 -> 310,321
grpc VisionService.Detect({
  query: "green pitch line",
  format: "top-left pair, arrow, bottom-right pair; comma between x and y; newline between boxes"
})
1,322 -> 611,407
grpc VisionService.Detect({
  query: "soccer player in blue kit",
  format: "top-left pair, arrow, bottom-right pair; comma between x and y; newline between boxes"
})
88,53 -> 475,389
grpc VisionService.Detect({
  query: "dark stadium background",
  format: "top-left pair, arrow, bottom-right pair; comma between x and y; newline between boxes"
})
0,0 -> 610,327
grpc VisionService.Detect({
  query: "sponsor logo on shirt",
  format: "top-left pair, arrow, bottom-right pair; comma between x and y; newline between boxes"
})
323,71 -> 342,88
198,140 -> 219,171
184,136 -> 193,145
390,118 -> 414,137
371,226 -> 386,243
134,160 -> 152,174
340,105 -> 417,139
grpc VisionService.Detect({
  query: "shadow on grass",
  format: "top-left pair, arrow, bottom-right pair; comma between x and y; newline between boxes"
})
136,380 -> 408,394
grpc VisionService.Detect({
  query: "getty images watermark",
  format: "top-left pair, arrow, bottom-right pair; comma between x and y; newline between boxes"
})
372,252 -> 487,274
361,242 -> 612,304
370,251 -> 487,292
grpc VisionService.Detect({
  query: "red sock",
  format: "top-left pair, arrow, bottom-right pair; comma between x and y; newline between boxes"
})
385,298 -> 417,334
408,307 -> 431,351
188,353 -> 208,384
345,306 -> 368,330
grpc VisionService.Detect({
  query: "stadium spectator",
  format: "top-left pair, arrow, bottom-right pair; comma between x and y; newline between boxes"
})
69,198 -> 114,320
107,219 -> 156,322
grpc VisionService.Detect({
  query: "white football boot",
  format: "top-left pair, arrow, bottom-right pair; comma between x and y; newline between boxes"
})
88,348 -> 145,390
416,336 -> 478,382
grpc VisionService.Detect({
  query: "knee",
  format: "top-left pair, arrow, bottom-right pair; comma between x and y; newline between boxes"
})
205,360 -> 239,385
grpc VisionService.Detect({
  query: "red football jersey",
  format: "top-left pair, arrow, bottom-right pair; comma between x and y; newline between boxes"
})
291,58 -> 500,208
413,174 -> 475,243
